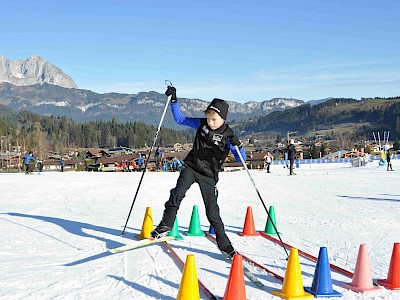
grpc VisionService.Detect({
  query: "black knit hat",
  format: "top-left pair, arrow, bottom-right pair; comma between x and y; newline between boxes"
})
205,98 -> 229,120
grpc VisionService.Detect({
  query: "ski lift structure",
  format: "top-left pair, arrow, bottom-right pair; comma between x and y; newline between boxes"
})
372,131 -> 392,166
372,131 -> 390,152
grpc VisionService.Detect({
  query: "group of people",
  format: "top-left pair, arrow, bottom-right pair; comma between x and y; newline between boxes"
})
22,152 -> 66,174
22,151 -> 37,175
112,156 -> 184,172
114,159 -> 137,172
262,139 -> 296,175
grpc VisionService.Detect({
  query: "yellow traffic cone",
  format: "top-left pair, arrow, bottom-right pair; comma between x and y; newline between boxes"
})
272,248 -> 314,299
177,254 -> 200,300
138,207 -> 153,240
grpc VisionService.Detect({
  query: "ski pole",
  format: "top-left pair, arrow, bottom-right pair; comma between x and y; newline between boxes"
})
120,81 -> 173,236
234,145 -> 289,258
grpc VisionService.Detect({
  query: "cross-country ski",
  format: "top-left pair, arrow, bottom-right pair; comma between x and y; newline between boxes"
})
109,236 -> 175,253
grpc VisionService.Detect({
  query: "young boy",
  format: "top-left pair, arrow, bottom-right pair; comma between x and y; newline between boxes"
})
151,86 -> 246,257
263,151 -> 273,173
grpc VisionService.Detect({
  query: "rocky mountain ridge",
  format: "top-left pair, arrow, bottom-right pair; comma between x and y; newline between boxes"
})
0,82 -> 304,128
0,55 -> 77,89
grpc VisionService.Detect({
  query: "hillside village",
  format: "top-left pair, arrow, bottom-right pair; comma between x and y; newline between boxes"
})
1,136 -> 398,173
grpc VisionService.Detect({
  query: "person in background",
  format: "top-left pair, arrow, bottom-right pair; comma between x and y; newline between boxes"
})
263,151 -> 274,173
59,159 -> 65,172
22,151 -> 36,175
155,146 -> 162,171
36,160 -> 43,175
121,160 -> 127,172
286,139 -> 296,175
162,158 -> 168,171
137,154 -> 144,171
131,160 -> 137,171
151,86 -> 246,258
386,150 -> 394,171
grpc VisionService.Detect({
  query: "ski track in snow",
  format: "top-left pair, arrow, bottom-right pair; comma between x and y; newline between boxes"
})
0,160 -> 399,299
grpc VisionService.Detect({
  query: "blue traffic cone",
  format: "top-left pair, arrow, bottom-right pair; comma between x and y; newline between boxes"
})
208,224 -> 215,235
305,247 -> 342,297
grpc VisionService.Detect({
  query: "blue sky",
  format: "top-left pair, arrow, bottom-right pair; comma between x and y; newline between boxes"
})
2,0 -> 400,102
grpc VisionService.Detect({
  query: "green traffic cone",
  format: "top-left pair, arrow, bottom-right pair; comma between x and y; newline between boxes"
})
168,216 -> 184,240
186,205 -> 206,236
264,206 -> 282,235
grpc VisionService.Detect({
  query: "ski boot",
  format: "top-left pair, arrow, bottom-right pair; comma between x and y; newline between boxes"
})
151,222 -> 171,239
220,244 -> 238,259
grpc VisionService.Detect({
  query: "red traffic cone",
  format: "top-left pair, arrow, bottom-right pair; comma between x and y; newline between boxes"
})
377,243 -> 400,290
222,254 -> 247,300
238,206 -> 260,236
342,244 -> 382,293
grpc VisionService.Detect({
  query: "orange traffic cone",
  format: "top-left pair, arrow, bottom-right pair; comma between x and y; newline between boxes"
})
377,243 -> 400,290
138,207 -> 153,240
222,254 -> 247,300
177,254 -> 200,300
238,206 -> 260,236
342,244 -> 382,293
272,248 -> 314,299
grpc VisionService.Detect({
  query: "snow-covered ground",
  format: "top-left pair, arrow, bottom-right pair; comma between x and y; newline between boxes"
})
0,160 -> 399,299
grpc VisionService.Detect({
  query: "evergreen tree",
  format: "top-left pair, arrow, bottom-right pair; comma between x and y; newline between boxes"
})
394,138 -> 400,151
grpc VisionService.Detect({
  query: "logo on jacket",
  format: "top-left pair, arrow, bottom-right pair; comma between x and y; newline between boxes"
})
212,134 -> 223,145
201,125 -> 209,137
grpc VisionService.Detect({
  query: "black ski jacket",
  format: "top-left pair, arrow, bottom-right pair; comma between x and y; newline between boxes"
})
287,144 -> 296,160
185,119 -> 234,179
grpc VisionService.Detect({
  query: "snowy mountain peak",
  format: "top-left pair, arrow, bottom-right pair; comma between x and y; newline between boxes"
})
0,55 -> 78,89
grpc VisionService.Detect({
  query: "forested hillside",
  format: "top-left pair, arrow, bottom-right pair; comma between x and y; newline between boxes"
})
237,97 -> 400,140
0,104 -> 193,154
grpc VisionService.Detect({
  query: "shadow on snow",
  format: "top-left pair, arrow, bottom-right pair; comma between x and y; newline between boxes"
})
1,212 -> 139,266
337,195 -> 400,203
108,275 -> 176,300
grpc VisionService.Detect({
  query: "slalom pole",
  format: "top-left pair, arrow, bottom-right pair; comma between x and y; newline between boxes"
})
234,145 -> 289,258
372,132 -> 377,144
120,81 -> 173,236
378,132 -> 381,150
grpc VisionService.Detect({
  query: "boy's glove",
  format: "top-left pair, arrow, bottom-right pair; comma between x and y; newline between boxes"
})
230,136 -> 243,148
165,86 -> 177,103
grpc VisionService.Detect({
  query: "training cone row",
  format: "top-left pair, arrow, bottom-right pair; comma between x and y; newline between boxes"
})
238,205 -> 281,236
137,207 -> 398,298
176,253 -> 248,300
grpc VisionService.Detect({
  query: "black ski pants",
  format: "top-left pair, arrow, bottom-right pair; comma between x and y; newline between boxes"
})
289,158 -> 294,175
161,166 -> 231,249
